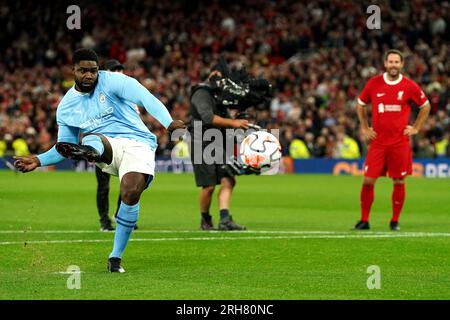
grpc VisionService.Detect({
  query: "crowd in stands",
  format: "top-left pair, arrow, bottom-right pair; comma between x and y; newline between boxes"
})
0,0 -> 449,160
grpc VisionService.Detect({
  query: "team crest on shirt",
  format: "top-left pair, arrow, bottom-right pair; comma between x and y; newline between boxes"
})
99,93 -> 106,103
397,91 -> 404,100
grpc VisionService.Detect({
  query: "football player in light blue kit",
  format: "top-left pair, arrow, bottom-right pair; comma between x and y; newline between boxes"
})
14,49 -> 185,273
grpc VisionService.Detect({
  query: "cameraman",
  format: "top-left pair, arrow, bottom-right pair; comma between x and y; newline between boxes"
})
189,65 -> 250,231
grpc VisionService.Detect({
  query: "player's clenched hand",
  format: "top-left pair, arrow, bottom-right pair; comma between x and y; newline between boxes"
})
403,125 -> 418,136
168,120 -> 186,132
362,127 -> 377,140
13,155 -> 40,173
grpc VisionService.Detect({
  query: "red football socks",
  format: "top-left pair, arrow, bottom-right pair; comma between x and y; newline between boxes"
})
391,184 -> 405,222
360,184 -> 374,222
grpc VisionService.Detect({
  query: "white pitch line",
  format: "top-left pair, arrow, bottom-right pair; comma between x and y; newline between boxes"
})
2,229 -> 449,235
0,230 -> 340,234
1,232 -> 450,245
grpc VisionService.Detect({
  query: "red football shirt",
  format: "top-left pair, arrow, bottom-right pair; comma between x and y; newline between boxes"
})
358,73 -> 429,145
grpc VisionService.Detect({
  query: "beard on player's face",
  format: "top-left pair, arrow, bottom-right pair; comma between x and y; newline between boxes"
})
75,76 -> 98,92
385,64 -> 402,78
388,67 -> 399,76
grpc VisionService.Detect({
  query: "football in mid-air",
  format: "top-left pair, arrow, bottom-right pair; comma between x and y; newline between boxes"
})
240,131 -> 282,170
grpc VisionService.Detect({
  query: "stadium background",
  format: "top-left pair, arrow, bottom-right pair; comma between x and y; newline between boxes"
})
0,0 -> 448,176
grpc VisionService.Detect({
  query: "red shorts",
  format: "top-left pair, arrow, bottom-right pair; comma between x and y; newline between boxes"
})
364,141 -> 412,179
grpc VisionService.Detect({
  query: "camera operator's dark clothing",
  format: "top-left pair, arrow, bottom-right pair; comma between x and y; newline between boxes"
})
189,86 -> 230,132
189,86 -> 233,186
95,166 -> 112,224
95,166 -> 121,224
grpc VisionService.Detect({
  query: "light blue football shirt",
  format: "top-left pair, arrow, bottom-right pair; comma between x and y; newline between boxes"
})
37,71 -> 173,166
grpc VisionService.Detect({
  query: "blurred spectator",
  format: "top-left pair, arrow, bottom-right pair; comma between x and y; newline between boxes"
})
334,131 -> 361,159
172,139 -> 190,159
12,135 -> 29,156
24,127 -> 39,154
415,138 -> 436,158
0,133 -> 29,156
435,133 -> 449,158
289,137 -> 310,159
312,135 -> 327,158
271,93 -> 293,120
304,132 -> 315,155
0,136 -> 6,156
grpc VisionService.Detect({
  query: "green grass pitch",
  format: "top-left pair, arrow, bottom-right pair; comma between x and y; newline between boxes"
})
0,171 -> 449,299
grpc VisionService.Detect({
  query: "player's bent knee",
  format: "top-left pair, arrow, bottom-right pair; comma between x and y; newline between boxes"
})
120,172 -> 147,205
83,133 -> 112,164
221,177 -> 236,189
121,189 -> 141,205
81,134 -> 104,153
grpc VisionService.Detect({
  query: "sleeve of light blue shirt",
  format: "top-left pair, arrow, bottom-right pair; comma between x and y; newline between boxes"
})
37,125 -> 80,166
109,73 -> 173,128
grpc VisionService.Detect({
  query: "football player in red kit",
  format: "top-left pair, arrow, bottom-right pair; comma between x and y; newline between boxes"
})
354,49 -> 431,231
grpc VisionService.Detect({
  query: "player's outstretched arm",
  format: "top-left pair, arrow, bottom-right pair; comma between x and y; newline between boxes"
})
108,73 -> 187,133
113,74 -> 175,129
14,125 -> 79,173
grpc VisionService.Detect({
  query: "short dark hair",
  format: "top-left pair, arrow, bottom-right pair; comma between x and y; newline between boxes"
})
104,59 -> 124,71
72,48 -> 99,65
384,49 -> 403,62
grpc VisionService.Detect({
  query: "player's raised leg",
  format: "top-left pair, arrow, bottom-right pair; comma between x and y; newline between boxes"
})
108,171 -> 149,273
56,133 -> 113,164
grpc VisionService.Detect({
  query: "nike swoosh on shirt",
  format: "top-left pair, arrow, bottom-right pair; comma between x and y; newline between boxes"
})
377,93 -> 385,97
